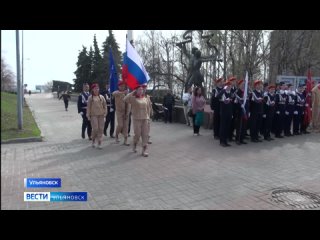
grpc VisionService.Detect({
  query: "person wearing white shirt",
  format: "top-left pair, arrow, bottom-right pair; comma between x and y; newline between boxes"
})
182,87 -> 193,126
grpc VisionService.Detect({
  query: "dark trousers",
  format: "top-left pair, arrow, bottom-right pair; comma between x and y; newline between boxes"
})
284,112 -> 293,135
293,109 -> 304,133
164,105 -> 173,123
104,110 -> 115,136
192,114 -> 200,134
260,115 -> 266,135
63,100 -> 68,109
213,111 -> 220,137
264,112 -> 274,139
250,112 -> 262,140
220,113 -> 232,144
229,109 -> 236,140
81,114 -> 92,138
235,115 -> 247,142
274,112 -> 285,136
128,112 -> 131,134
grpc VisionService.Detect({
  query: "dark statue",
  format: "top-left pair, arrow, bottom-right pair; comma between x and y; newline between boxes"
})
176,30 -> 219,96
186,47 -> 204,90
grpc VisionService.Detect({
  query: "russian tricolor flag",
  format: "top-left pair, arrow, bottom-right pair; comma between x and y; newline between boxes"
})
126,40 -> 150,90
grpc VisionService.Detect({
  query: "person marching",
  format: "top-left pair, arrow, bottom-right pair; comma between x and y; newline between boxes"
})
101,84 -> 116,138
218,80 -> 233,147
210,78 -> 223,140
77,83 -> 92,140
284,83 -> 296,136
250,80 -> 264,142
113,81 -> 131,146
274,82 -> 287,138
263,85 -> 276,141
124,85 -> 151,157
234,79 -> 249,145
59,90 -> 71,111
293,84 -> 306,135
87,83 -> 107,149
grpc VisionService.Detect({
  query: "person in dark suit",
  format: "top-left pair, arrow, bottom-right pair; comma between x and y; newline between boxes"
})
210,78 -> 223,140
101,84 -> 115,138
263,85 -> 276,141
250,80 -> 264,142
234,79 -> 249,145
77,83 -> 92,140
163,91 -> 175,123
217,80 -> 233,147
274,82 -> 287,138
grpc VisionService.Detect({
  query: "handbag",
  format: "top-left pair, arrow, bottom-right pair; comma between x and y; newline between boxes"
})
195,111 -> 204,126
188,109 -> 193,117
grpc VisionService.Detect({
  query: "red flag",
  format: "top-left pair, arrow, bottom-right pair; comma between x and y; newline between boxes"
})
304,68 -> 312,126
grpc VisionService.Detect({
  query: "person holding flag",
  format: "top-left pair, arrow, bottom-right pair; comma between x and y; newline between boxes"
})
304,68 -> 313,133
234,79 -> 249,145
113,81 -> 131,146
124,39 -> 151,157
311,82 -> 320,132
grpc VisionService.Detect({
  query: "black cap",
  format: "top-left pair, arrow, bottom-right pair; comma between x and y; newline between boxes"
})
279,82 -> 285,86
287,83 -> 292,87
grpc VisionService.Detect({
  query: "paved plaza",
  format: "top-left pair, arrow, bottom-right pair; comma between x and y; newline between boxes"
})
1,93 -> 320,210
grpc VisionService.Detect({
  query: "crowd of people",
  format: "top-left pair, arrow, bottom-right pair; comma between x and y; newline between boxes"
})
76,82 -> 152,156
58,77 -> 319,154
206,77 -> 320,147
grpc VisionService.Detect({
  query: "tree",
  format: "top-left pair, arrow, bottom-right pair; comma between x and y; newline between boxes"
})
74,46 -> 92,92
43,81 -> 53,92
101,30 -> 122,85
1,57 -> 16,92
91,34 -> 104,87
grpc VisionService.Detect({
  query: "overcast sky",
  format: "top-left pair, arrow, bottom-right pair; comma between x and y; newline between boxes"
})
1,30 -> 147,90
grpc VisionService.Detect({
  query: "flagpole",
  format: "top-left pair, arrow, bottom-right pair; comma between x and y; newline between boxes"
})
238,71 -> 249,143
127,30 -> 133,46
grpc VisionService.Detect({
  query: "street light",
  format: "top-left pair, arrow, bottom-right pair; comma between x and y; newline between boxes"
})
16,30 -> 23,129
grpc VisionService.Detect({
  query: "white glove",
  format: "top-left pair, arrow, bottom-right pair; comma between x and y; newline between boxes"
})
285,111 -> 289,115
262,114 -> 266,118
110,108 -> 114,112
293,111 -> 298,115
276,111 -> 280,114
79,112 -> 83,116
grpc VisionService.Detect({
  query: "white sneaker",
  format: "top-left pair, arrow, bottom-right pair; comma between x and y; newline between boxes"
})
97,145 -> 102,149
92,142 -> 96,148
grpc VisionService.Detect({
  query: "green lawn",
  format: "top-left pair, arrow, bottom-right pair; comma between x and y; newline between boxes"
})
1,92 -> 41,141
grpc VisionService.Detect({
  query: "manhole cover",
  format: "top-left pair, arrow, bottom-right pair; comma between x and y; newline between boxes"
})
271,189 -> 320,209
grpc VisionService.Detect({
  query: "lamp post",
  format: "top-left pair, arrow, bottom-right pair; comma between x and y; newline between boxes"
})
16,30 -> 23,129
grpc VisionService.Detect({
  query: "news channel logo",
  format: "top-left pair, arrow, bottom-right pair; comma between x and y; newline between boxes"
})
24,192 -> 87,202
24,178 -> 61,188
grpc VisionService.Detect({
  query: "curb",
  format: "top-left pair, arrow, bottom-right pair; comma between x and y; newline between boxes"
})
1,136 -> 43,144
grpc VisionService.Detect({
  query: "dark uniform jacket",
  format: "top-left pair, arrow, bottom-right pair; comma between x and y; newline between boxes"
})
77,91 -> 90,114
